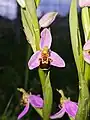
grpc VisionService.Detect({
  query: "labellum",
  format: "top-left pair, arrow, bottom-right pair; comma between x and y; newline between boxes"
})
39,46 -> 52,70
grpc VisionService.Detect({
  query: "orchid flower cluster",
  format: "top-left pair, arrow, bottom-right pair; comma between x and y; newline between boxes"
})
17,11 -> 79,120
17,0 -> 90,120
17,88 -> 78,120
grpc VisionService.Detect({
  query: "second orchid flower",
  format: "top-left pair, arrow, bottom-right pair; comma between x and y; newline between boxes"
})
50,90 -> 78,119
17,88 -> 43,119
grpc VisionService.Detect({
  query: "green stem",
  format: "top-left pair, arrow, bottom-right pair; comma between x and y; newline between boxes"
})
38,68 -> 46,93
75,72 -> 89,120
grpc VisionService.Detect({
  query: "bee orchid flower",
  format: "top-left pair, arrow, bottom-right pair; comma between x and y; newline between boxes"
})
79,0 -> 90,7
83,40 -> 90,64
17,88 -> 43,119
50,90 -> 78,119
28,28 -> 65,70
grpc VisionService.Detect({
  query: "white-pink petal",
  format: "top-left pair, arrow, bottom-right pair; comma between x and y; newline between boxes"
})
50,51 -> 65,67
64,100 -> 78,118
50,107 -> 65,119
79,0 -> 90,7
39,12 -> 58,28
29,95 -> 43,108
40,28 -> 52,49
18,103 -> 29,119
28,51 -> 41,70
83,51 -> 90,64
83,40 -> 90,50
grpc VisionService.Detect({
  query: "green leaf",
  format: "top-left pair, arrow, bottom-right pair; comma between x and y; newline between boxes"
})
34,0 -> 40,7
43,72 -> 53,120
21,0 -> 40,52
21,8 -> 37,52
38,70 -> 53,120
25,0 -> 40,50
16,0 -> 26,8
69,0 -> 84,73
81,7 -> 90,82
34,108 -> 43,118
81,7 -> 90,40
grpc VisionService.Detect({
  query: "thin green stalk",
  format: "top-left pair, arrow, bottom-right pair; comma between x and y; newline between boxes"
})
3,95 -> 13,115
38,69 -> 46,90
24,44 -> 31,89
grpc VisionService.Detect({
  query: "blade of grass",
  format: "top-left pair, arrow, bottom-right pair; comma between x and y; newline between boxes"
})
3,95 -> 13,115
